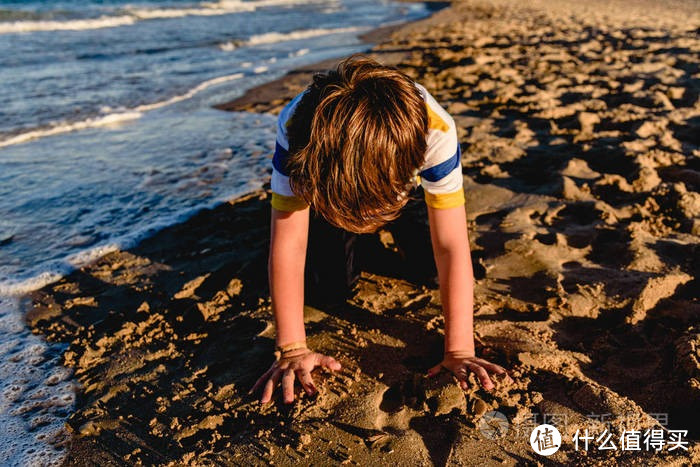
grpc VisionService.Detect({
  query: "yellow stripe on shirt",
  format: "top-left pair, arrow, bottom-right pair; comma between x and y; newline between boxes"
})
424,189 -> 465,209
426,104 -> 449,132
271,193 -> 308,212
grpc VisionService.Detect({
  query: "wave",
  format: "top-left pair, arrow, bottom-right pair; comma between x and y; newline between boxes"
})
0,15 -> 136,34
127,1 -> 257,20
0,270 -> 68,297
248,26 -> 366,45
219,26 -> 366,50
134,72 -> 244,112
0,112 -> 142,149
0,72 -> 244,148
0,0 -> 315,34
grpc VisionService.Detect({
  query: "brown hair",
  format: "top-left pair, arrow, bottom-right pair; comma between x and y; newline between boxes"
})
285,55 -> 428,234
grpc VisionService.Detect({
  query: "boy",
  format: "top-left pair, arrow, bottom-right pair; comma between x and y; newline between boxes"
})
251,56 -> 507,404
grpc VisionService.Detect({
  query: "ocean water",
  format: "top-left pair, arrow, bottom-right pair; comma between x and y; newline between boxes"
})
0,0 -> 432,464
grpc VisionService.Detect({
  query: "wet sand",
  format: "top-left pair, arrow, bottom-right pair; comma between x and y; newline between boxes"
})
28,0 -> 699,464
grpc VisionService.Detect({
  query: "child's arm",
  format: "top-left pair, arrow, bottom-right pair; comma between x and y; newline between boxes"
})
425,204 -> 507,390
268,207 -> 309,347
250,207 -> 341,404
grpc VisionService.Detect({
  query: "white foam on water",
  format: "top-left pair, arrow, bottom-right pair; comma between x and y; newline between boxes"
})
0,272 -> 67,299
218,26 -> 366,51
0,296 -> 76,467
0,0 -> 321,35
246,26 -> 367,46
127,0 -> 257,19
0,15 -> 136,34
212,0 -> 332,9
0,112 -> 143,149
134,72 -> 244,112
0,72 -> 244,148
218,40 -> 240,51
65,244 -> 122,270
290,48 -> 310,57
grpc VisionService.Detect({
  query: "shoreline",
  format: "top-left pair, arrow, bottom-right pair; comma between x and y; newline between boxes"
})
26,0 -> 700,465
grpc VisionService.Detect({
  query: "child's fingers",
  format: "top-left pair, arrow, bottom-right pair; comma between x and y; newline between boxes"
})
452,366 -> 470,390
474,358 -> 507,375
316,354 -> 341,371
282,369 -> 296,404
260,369 -> 281,404
426,364 -> 442,377
295,369 -> 316,395
465,362 -> 494,391
249,368 -> 273,395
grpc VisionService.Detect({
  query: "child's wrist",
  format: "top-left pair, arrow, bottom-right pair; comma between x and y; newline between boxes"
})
274,340 -> 308,360
276,340 -> 307,353
444,349 -> 475,359
445,336 -> 475,357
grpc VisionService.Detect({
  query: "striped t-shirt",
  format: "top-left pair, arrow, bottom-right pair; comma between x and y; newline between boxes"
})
271,83 -> 464,212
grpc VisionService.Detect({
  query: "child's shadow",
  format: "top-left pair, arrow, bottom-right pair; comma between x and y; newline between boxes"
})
362,194 -> 438,286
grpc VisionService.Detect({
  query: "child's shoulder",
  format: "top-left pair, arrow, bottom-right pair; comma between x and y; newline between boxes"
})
278,90 -> 308,138
415,83 -> 455,136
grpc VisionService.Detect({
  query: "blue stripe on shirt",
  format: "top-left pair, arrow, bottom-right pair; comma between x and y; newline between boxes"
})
273,142 -> 289,176
420,144 -> 461,182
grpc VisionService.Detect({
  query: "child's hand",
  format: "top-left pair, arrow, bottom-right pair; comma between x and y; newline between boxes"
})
249,348 -> 341,404
426,350 -> 508,391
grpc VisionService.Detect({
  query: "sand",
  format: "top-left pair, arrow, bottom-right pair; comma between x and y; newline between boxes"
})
27,0 -> 699,465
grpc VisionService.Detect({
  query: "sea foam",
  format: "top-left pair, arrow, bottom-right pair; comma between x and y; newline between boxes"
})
0,296 -> 76,467
0,0 -> 316,34
0,71 -> 245,148
0,16 -> 136,34
0,112 -> 142,149
219,26 -> 366,51
247,26 -> 366,46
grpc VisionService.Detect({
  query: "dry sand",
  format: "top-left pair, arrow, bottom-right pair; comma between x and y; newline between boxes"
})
28,0 -> 699,465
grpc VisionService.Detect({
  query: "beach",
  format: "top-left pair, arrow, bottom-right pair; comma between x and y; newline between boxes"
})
25,0 -> 700,464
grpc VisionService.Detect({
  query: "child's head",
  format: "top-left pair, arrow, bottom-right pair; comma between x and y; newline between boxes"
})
286,55 -> 428,233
